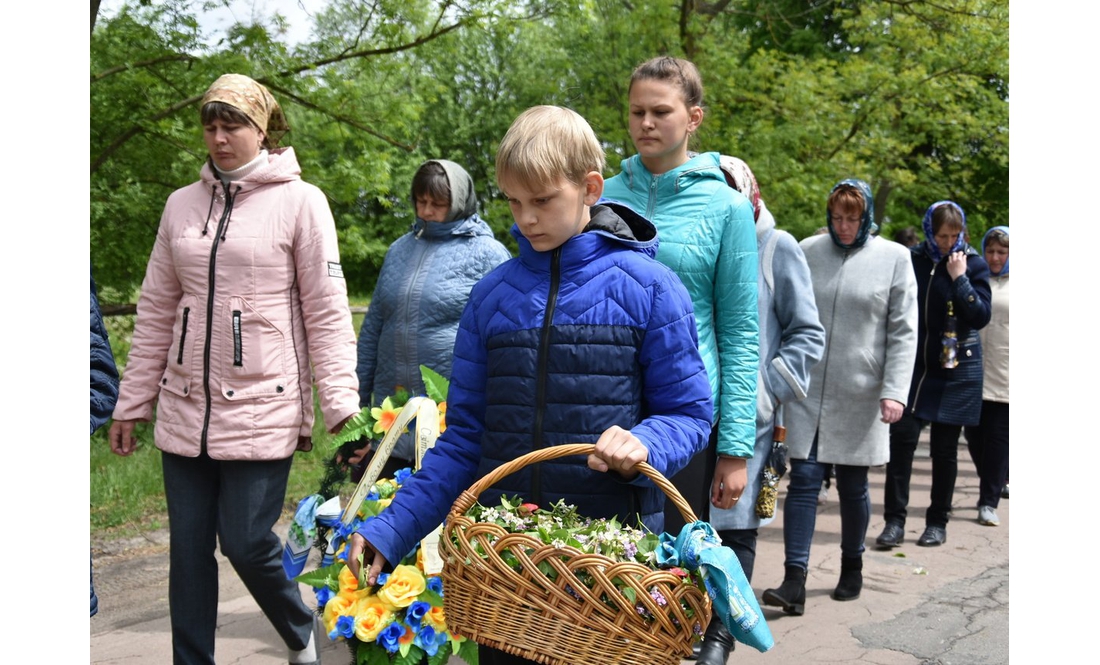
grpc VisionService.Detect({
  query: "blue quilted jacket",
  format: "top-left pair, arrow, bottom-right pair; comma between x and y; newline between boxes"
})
90,274 -> 119,435
356,202 -> 713,566
357,160 -> 511,461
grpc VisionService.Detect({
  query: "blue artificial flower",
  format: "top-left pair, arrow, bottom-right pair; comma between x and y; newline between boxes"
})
376,621 -> 405,654
376,572 -> 390,586
335,615 -> 356,639
315,586 -> 334,606
415,624 -> 448,657
365,490 -> 381,501
405,600 -> 430,630
427,576 -> 444,596
394,467 -> 414,484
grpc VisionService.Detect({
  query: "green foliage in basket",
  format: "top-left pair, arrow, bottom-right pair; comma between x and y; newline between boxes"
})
462,496 -> 706,625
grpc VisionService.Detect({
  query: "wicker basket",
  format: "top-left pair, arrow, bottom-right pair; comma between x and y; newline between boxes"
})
440,444 -> 712,665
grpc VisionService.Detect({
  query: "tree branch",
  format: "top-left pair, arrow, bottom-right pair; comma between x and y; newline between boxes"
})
262,82 -> 416,151
91,93 -> 203,174
92,15 -> 481,174
91,53 -> 198,82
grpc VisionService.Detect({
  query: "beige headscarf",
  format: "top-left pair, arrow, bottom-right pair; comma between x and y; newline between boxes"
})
201,73 -> 290,146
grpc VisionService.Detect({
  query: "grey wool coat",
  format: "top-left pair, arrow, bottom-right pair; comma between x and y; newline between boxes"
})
786,234 -> 918,466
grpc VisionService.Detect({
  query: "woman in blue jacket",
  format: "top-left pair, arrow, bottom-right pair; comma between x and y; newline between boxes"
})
603,56 -> 759,534
877,201 -> 991,549
350,160 -> 511,475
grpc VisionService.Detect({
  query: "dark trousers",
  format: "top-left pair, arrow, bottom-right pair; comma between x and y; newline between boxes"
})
162,451 -> 314,665
965,400 -> 1010,508
884,413 -> 963,528
665,425 -> 719,535
717,527 -> 759,582
783,436 -> 870,568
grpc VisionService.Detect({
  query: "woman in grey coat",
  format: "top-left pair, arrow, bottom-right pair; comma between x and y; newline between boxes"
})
694,157 -> 826,664
350,160 -> 511,474
762,179 -> 917,616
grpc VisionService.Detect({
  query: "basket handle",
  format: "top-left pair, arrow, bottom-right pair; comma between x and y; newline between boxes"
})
448,443 -> 700,526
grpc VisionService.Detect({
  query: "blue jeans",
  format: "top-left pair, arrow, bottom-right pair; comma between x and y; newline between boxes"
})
782,436 -> 870,569
91,552 -> 98,617
162,451 -> 314,665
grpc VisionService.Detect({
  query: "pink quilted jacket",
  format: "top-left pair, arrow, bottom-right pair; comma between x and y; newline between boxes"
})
112,148 -> 360,460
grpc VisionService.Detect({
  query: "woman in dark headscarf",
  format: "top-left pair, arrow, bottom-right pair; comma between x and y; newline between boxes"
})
108,73 -> 359,665
876,201 -> 992,550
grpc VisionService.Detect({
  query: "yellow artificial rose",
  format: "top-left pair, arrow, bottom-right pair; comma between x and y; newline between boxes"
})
423,604 -> 448,631
322,593 -> 358,635
338,565 -> 362,594
353,597 -> 396,642
378,564 -> 427,609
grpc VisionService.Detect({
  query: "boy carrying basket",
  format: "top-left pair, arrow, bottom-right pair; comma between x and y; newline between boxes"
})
348,105 -> 714,664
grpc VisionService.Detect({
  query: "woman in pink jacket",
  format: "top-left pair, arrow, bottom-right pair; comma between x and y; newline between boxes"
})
108,74 -> 360,665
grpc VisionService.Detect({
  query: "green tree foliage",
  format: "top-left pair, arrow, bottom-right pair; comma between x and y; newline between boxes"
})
91,0 -> 1007,301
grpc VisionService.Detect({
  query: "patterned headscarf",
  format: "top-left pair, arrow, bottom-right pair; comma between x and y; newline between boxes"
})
717,155 -> 761,222
826,179 -> 876,250
981,225 -> 1009,276
201,73 -> 290,146
920,200 -> 967,263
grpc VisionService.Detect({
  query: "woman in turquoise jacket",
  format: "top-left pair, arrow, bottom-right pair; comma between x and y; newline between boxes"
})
603,56 -> 759,536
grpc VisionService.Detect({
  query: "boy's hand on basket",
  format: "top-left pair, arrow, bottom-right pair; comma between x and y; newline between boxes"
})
347,533 -> 389,587
588,426 -> 648,480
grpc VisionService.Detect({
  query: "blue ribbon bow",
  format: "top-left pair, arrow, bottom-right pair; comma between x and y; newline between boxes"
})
657,521 -> 774,652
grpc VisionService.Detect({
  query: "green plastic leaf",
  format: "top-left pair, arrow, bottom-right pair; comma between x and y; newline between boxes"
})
417,587 -> 445,606
420,365 -> 450,403
293,560 -> 344,591
456,637 -> 480,665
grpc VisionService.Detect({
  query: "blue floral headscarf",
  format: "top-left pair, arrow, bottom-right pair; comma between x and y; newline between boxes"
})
981,225 -> 1009,276
920,200 -> 967,262
826,179 -> 877,250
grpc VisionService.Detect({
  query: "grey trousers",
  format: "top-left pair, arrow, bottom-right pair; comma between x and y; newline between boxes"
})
162,451 -> 314,665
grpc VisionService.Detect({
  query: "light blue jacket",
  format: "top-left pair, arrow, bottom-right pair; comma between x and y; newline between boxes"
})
604,152 -> 759,457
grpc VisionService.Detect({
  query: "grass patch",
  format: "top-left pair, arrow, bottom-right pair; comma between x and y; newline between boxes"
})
92,301 -> 368,540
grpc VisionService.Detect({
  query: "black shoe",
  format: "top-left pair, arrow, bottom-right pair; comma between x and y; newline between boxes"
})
695,620 -> 735,665
875,522 -> 905,549
831,555 -> 863,601
916,525 -> 947,547
762,565 -> 806,616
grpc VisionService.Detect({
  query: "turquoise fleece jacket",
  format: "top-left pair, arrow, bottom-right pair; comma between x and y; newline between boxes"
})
604,152 -> 759,457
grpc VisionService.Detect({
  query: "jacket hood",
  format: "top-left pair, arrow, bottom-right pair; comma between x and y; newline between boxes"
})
755,199 -> 777,239
981,225 -> 1009,276
412,212 -> 497,241
199,147 -> 302,192
617,151 -> 728,194
508,200 -> 660,263
410,159 -> 478,224
826,178 -> 876,250
920,200 -> 968,262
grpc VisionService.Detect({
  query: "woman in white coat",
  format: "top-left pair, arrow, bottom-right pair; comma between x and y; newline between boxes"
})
761,179 -> 917,615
